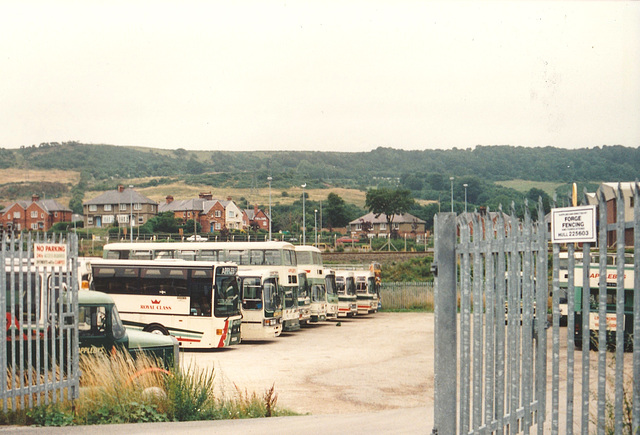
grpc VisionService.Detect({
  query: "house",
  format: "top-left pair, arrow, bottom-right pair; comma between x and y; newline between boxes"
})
83,185 -> 157,229
158,193 -> 243,233
348,212 -> 426,239
243,205 -> 270,231
0,194 -> 72,232
585,182 -> 636,247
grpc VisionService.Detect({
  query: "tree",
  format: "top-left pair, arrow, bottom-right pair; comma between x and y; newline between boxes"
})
325,193 -> 349,230
365,188 -> 415,238
146,212 -> 180,233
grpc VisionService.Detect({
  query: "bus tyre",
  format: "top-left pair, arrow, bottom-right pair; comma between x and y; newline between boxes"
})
145,324 -> 169,336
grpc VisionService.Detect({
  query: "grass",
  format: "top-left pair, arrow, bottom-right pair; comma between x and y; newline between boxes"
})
1,351 -> 295,426
494,179 -> 563,197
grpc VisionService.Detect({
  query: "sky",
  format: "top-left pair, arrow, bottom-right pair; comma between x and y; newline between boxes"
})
1,1 -> 639,153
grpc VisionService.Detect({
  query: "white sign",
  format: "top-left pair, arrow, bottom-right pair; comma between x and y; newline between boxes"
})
34,243 -> 67,266
551,205 -> 597,243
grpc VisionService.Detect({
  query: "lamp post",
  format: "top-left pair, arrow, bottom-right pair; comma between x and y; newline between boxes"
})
463,183 -> 468,213
449,177 -> 454,213
129,185 -> 133,242
267,176 -> 272,241
314,209 -> 318,247
301,183 -> 306,245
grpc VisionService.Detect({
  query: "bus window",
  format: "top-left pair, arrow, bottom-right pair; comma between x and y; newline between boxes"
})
214,274 -> 240,318
189,273 -> 212,317
241,278 -> 262,310
131,251 -> 152,260
263,278 -> 279,312
196,250 -> 222,261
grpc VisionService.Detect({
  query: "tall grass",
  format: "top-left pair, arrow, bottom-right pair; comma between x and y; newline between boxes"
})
1,351 -> 294,426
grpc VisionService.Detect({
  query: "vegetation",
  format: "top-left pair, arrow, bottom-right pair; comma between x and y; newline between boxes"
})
0,351 -> 294,426
2,143 -> 638,231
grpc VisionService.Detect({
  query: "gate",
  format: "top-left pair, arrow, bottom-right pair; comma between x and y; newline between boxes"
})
433,182 -> 640,434
1,233 -> 80,410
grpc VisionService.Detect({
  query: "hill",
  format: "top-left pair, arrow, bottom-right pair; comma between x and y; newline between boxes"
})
0,143 -> 638,224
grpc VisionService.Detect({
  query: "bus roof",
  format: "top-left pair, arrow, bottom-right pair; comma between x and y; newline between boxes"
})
294,245 -> 322,253
78,290 -> 116,305
103,241 -> 296,251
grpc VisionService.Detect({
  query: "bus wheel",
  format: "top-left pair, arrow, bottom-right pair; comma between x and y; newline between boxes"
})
145,324 -> 169,335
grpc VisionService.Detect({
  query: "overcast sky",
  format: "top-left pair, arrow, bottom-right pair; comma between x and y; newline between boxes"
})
1,1 -> 639,152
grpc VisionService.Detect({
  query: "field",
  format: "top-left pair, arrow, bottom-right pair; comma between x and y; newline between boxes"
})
495,179 -> 563,196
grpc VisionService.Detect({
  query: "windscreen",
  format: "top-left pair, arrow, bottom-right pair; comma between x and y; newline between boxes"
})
214,267 -> 240,317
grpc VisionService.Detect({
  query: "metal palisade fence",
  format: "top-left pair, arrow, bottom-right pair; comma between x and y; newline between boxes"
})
432,182 -> 640,434
1,232 -> 80,410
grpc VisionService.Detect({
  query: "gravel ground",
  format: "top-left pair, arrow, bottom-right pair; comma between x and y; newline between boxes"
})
182,312 -> 434,417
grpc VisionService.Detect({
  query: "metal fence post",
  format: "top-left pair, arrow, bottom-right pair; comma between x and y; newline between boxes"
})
433,212 -> 457,434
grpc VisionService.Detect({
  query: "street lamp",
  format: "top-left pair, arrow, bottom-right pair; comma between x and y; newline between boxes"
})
314,209 -> 318,247
449,177 -> 454,213
301,183 -> 306,245
129,185 -> 133,242
267,176 -> 272,241
463,183 -> 468,213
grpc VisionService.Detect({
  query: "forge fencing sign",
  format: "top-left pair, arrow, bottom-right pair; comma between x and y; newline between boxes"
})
550,205 -> 597,243
34,243 -> 68,266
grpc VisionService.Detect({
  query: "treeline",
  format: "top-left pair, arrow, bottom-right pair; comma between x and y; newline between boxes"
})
6,142 -> 639,185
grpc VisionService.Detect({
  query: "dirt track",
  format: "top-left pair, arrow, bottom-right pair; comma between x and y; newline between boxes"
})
182,312 -> 433,416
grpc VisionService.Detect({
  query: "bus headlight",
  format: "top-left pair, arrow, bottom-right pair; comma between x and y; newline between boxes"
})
263,318 -> 277,326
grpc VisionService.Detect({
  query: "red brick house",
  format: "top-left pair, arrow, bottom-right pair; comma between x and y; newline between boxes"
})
243,205 -> 270,231
0,194 -> 72,232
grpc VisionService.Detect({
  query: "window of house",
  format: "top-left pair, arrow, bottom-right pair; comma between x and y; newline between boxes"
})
87,217 -> 93,225
89,205 -> 97,212
41,213 -> 44,218
31,211 -> 38,218
228,211 -> 235,218
215,223 -> 221,230
104,204 -> 112,211
31,223 -> 38,230
215,210 -> 221,217
102,215 -> 114,224
138,216 -> 144,223
393,223 -> 400,230
119,203 -> 127,211
134,203 -> 142,211
355,223 -> 362,230
54,212 -> 58,217
117,215 -> 129,224
380,223 -> 387,230
13,211 -> 20,219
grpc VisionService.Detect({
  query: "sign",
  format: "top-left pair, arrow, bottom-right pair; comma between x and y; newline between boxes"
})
34,243 -> 67,266
551,205 -> 597,243
589,312 -> 620,331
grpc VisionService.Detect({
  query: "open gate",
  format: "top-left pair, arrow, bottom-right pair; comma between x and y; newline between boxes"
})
433,183 -> 640,434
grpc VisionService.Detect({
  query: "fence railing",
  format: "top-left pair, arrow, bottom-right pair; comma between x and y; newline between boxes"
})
1,232 -> 80,411
380,282 -> 434,310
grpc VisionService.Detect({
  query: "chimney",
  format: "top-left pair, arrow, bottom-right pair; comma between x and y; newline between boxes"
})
32,194 -> 40,202
227,196 -> 232,201
254,205 -> 258,215
118,184 -> 125,193
199,192 -> 213,200
166,195 -> 174,204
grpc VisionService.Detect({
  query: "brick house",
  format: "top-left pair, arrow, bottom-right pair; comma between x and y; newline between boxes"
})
585,182 -> 636,247
159,193 -> 243,233
348,212 -> 426,239
83,185 -> 157,229
0,194 -> 72,232
243,205 -> 270,231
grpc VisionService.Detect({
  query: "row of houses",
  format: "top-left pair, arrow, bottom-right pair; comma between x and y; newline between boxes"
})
82,185 -> 271,233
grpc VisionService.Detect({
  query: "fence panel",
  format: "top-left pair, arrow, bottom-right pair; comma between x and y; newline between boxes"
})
380,282 -> 433,310
433,182 -> 640,434
1,232 -> 80,410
